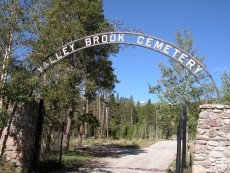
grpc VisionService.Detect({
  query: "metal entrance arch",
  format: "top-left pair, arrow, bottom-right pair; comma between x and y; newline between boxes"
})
32,31 -> 220,103
31,22 -> 222,172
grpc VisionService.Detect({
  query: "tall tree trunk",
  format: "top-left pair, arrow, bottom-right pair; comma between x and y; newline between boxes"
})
77,125 -> 83,147
84,97 -> 88,138
0,0 -> 17,109
63,111 -> 73,151
77,80 -> 89,146
77,78 -> 86,147
0,31 -> 13,109
93,100 -> 97,138
100,91 -> 106,138
44,124 -> 52,152
98,92 -> 101,137
106,106 -> 109,138
130,108 -> 133,125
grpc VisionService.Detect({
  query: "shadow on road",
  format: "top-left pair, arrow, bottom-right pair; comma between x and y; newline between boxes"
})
77,145 -> 147,158
77,165 -> 166,173
37,144 -> 147,172
64,145 -> 148,172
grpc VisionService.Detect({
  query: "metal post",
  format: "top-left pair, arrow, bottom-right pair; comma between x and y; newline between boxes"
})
176,109 -> 182,173
59,122 -> 65,171
182,105 -> 187,169
155,108 -> 158,139
33,99 -> 45,173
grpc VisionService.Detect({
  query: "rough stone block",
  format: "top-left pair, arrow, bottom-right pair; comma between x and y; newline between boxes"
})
227,134 -> 230,141
209,119 -> 217,127
195,145 -> 207,154
209,157 -> 216,163
198,124 -> 211,129
198,119 -> 209,125
210,166 -> 218,173
195,140 -> 207,145
207,141 -> 218,146
192,165 -> 205,173
199,111 -> 209,119
213,104 -> 225,109
194,155 -> 207,161
208,129 -> 217,138
197,129 -> 207,135
217,119 -> 224,126
214,147 -> 225,151
210,151 -> 224,158
224,119 -> 230,125
223,150 -> 230,158
207,145 -> 214,150
220,125 -> 230,133
212,136 -> 226,141
223,141 -> 230,146
209,112 -> 218,119
213,109 -> 223,113
220,112 -> 230,119
200,161 -> 211,167
225,109 -> 230,114
196,135 -> 210,141
217,131 -> 227,138
216,164 -> 228,172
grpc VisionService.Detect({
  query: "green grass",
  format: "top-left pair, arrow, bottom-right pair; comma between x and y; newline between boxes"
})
78,137 -> 156,148
62,152 -> 94,164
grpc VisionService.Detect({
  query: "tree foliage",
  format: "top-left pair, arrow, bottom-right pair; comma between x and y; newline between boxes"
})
149,29 -> 208,137
0,0 -> 39,130
149,29 -> 205,105
28,0 -> 119,148
221,70 -> 230,105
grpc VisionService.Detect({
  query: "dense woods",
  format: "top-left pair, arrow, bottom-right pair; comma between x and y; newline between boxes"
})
0,1 -> 230,170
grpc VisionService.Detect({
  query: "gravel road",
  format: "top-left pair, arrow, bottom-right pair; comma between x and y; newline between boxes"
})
77,140 -> 177,173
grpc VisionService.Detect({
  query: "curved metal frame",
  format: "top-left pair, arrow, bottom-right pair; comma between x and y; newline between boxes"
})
32,31 -> 220,103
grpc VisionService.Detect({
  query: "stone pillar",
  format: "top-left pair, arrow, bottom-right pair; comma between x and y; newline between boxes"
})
0,101 -> 39,173
193,104 -> 230,173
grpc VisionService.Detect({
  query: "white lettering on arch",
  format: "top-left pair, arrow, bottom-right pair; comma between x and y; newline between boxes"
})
102,35 -> 108,43
163,44 -> 172,54
93,36 -> 100,44
137,36 -> 144,44
110,34 -> 116,42
154,41 -> 164,50
145,38 -> 153,47
118,34 -> 124,42
85,38 -> 91,46
186,59 -> 196,69
37,32 -> 206,77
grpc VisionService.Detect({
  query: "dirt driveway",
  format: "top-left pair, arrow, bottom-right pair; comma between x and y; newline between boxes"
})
77,140 -> 177,173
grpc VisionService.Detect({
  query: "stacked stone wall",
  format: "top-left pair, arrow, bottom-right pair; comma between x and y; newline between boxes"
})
0,101 -> 39,173
193,104 -> 230,173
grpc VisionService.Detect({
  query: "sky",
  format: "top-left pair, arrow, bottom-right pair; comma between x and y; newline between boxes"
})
102,0 -> 230,103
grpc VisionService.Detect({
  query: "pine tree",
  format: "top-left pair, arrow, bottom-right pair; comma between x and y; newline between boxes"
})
149,29 -> 205,105
221,70 -> 230,105
29,0 -> 119,148
149,29 -> 206,137
0,0 -> 39,129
